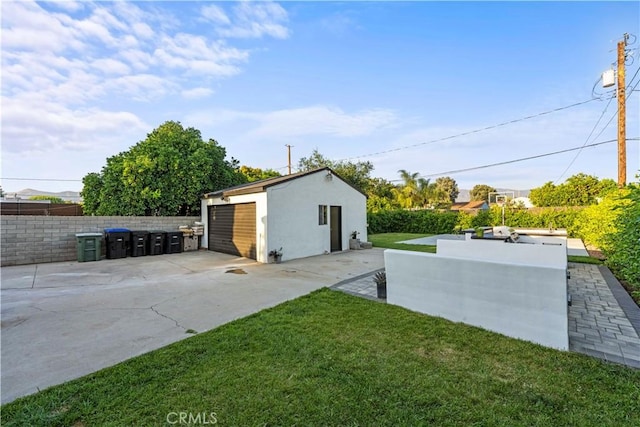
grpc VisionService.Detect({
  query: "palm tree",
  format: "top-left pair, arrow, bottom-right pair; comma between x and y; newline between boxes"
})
394,170 -> 432,209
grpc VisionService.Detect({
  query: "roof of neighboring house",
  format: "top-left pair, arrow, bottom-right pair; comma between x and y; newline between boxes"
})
203,167 -> 367,198
450,200 -> 488,211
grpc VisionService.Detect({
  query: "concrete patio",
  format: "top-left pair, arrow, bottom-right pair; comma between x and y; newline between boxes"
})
1,249 -> 385,404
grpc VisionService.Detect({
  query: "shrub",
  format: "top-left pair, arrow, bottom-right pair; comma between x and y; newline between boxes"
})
367,209 -> 458,234
573,189 -> 631,251
368,206 -> 584,236
603,184 -> 640,299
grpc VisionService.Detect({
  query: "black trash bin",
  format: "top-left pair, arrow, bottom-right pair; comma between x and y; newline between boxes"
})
130,230 -> 149,257
164,231 -> 183,254
104,228 -> 130,259
148,231 -> 165,256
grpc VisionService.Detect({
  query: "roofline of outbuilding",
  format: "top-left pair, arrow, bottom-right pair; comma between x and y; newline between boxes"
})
203,167 -> 367,199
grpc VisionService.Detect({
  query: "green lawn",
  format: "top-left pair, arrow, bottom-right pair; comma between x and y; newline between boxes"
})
369,232 -> 436,253
567,255 -> 603,265
2,290 -> 638,426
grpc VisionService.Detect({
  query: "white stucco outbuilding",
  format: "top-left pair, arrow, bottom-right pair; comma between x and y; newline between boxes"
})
201,167 -> 367,263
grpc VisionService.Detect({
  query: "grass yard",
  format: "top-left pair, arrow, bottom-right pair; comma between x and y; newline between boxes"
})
369,232 -> 436,253
2,289 -> 639,426
567,255 -> 603,265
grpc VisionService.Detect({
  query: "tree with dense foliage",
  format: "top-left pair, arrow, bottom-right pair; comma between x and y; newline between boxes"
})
529,182 -> 560,206
81,173 -> 102,213
81,121 -> 245,216
297,149 -> 374,193
392,170 -> 432,209
393,169 -> 424,209
366,177 -> 399,212
529,174 -> 617,207
29,195 -> 67,204
470,184 -> 497,202
238,166 -> 281,182
435,176 -> 459,204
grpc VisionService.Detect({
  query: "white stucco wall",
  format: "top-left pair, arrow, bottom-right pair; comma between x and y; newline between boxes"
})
436,238 -> 567,269
384,248 -> 569,350
201,169 -> 367,263
266,171 -> 367,262
201,192 -> 268,261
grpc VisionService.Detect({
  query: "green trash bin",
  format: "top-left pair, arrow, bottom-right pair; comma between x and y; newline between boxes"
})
76,233 -> 103,262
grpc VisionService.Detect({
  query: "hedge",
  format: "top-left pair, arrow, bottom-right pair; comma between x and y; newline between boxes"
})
367,206 -> 583,235
602,187 -> 640,300
367,210 -> 459,234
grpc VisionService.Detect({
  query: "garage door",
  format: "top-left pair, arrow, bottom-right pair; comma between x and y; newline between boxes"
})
208,203 -> 256,259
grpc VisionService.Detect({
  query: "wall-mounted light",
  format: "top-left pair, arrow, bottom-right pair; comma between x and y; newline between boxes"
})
325,172 -> 333,181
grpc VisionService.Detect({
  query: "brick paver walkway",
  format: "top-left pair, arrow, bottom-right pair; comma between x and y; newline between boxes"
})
568,263 -> 640,367
332,263 -> 640,368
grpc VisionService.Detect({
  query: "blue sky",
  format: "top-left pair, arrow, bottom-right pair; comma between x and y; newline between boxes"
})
2,0 -> 639,195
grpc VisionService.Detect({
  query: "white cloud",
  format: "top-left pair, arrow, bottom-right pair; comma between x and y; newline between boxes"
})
132,22 -> 154,39
188,106 -> 398,139
152,33 -> 248,76
104,74 -> 175,101
48,1 -> 84,13
1,0 -> 287,155
118,49 -> 153,72
1,1 -> 85,53
203,1 -> 290,39
201,5 -> 231,25
182,87 -> 215,99
1,96 -> 148,153
91,58 -> 131,75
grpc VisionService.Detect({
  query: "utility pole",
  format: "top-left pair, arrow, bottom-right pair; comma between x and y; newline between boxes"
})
285,144 -> 293,175
617,33 -> 628,188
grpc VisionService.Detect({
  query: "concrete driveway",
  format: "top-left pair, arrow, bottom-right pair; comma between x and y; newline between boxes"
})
1,249 -> 384,404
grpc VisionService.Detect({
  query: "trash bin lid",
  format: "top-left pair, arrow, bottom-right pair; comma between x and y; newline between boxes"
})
76,232 -> 103,237
131,230 -> 150,234
104,228 -> 130,233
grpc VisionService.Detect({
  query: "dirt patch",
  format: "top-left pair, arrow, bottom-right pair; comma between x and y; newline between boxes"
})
587,249 -> 605,260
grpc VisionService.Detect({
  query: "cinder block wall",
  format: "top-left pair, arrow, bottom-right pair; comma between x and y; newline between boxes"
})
1,216 -> 201,266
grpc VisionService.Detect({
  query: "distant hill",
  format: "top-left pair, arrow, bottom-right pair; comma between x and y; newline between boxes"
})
3,189 -> 82,203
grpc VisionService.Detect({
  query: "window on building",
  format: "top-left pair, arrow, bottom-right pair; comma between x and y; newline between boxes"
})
318,205 -> 327,225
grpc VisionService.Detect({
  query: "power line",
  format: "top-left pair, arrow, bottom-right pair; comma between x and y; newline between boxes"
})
413,137 -> 638,179
561,64 -> 640,184
627,64 -> 640,89
555,92 -> 616,183
337,98 -> 598,162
